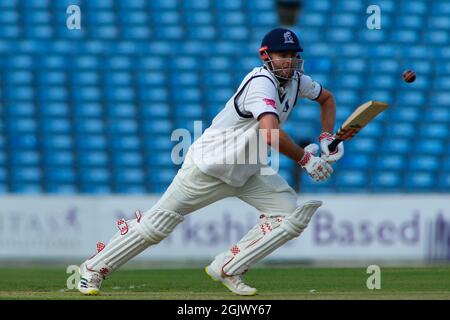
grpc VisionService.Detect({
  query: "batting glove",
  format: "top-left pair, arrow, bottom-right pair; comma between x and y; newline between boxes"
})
319,132 -> 344,163
299,144 -> 333,182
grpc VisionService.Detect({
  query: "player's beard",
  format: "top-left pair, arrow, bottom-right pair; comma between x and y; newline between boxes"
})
273,66 -> 296,83
269,58 -> 303,82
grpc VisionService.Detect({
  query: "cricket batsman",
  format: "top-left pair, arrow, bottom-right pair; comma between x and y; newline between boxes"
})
77,27 -> 344,296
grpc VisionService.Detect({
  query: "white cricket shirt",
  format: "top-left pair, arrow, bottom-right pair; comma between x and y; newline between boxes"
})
187,66 -> 322,187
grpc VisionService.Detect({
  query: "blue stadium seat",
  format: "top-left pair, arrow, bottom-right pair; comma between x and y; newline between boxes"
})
385,123 -> 415,138
78,151 -> 109,166
182,0 -> 210,10
171,73 -> 199,86
376,154 -> 405,170
335,170 -> 366,188
10,151 -> 40,166
339,154 -> 370,169
367,74 -> 396,89
115,184 -> 146,194
107,119 -> 138,135
409,155 -> 439,171
359,29 -> 386,42
112,152 -> 143,167
0,167 -> 6,181
382,138 -> 409,154
419,124 -> 448,138
428,16 -> 450,29
43,151 -> 74,166
184,12 -> 213,25
216,0 -> 242,10
345,138 -> 376,154
206,88 -> 233,104
114,168 -> 145,184
424,31 -> 449,44
41,118 -> 71,133
203,73 -> 233,87
246,0 -> 274,10
80,168 -> 110,184
301,13 -> 326,27
333,89 -> 360,105
217,12 -> 245,26
439,173 -> 450,191
76,135 -> 107,150
151,11 -> 179,26
414,139 -> 445,155
396,15 -> 423,28
80,184 -> 112,194
148,168 -> 177,185
11,167 -> 42,182
6,102 -> 34,116
119,11 -> 147,25
42,134 -> 74,150
371,172 -> 403,191
389,107 -> 421,122
11,183 -> 43,194
405,172 -> 436,191
46,184 -> 78,194
46,168 -> 76,183
40,102 -> 70,117
186,26 -> 216,40
74,119 -> 104,134
173,88 -> 201,103
110,136 -> 141,150
174,104 -> 203,119
8,70 -> 33,84
424,108 -> 450,122
0,182 -> 7,194
106,103 -> 136,118
140,103 -> 171,118
144,136 -> 174,152
220,27 -> 249,40
400,1 -> 426,14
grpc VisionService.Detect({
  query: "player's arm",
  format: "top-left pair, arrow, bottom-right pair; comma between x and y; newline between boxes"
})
258,114 -> 302,162
313,86 -> 344,163
258,113 -> 333,181
299,75 -> 344,163
315,88 -> 336,134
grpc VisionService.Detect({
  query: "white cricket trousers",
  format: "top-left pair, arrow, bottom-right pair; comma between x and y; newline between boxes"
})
84,154 -> 315,278
150,154 -> 299,217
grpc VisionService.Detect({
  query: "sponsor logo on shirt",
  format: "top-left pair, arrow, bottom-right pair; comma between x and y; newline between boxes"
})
263,98 -> 276,109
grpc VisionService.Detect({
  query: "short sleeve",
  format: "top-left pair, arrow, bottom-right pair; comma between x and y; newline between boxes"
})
298,74 -> 322,100
240,76 -> 279,120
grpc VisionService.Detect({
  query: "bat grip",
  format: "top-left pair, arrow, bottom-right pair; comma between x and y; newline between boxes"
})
328,138 -> 342,153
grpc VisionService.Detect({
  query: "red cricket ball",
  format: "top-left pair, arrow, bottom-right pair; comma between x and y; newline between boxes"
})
403,70 -> 416,83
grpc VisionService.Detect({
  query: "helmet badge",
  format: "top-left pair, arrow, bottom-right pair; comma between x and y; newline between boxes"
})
283,31 -> 295,44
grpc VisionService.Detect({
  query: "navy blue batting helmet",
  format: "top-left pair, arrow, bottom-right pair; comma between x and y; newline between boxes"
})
259,27 -> 303,55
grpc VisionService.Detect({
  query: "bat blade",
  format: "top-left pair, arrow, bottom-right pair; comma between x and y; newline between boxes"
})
328,101 -> 389,152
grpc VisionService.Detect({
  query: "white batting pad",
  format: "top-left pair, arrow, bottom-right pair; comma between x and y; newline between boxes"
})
221,200 -> 322,275
85,209 -> 183,276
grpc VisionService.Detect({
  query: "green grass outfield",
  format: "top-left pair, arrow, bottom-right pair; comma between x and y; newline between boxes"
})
0,266 -> 449,300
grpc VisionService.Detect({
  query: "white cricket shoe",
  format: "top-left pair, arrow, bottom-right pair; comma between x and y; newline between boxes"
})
205,260 -> 257,296
77,263 -> 104,295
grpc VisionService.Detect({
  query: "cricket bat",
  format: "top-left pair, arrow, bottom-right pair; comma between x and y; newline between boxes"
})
328,100 -> 389,152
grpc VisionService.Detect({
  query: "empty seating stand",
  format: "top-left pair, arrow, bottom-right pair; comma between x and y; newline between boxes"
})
0,0 -> 448,194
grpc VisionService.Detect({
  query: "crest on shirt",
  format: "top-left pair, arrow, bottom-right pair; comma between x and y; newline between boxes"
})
284,31 -> 295,44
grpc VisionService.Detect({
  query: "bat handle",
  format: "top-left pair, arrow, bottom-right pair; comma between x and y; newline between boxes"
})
328,138 -> 342,153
